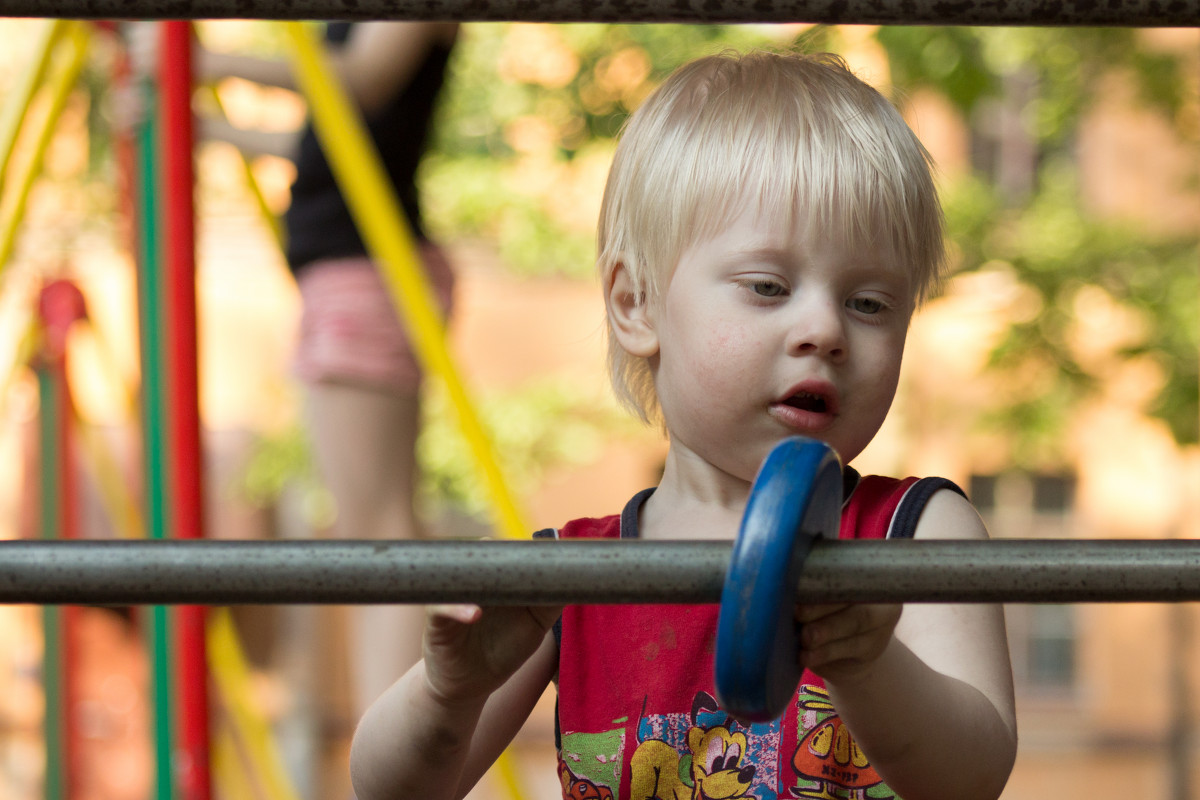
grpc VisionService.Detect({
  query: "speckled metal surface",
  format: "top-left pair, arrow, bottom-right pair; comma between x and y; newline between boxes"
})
0,538 -> 1197,605
805,539 -> 1200,604
1,0 -> 1196,24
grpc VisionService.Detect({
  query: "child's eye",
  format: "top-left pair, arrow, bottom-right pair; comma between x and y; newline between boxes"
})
849,296 -> 887,315
749,280 -> 786,298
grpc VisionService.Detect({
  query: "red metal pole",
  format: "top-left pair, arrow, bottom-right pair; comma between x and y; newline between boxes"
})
38,279 -> 88,800
159,21 -> 210,800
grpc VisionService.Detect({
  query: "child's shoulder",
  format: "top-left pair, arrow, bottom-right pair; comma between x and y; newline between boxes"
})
843,471 -> 968,541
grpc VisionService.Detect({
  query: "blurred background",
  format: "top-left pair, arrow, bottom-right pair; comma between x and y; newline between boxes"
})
0,17 -> 1196,800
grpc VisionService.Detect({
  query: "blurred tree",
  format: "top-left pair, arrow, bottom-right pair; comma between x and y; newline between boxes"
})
875,27 -> 1199,461
422,23 -> 821,277
420,22 -> 1198,469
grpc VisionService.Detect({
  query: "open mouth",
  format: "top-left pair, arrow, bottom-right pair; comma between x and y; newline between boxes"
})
784,391 -> 829,414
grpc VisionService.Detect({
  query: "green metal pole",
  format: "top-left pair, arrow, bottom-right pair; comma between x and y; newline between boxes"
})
35,368 -> 63,800
134,62 -> 175,800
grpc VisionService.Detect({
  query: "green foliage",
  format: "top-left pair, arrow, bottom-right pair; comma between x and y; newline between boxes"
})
432,24 -> 796,160
238,424 -> 337,528
422,23 -> 803,277
424,23 -> 1200,461
879,27 -> 1190,159
876,26 -> 1199,457
948,170 -> 1199,459
419,152 -> 600,278
417,377 -> 637,519
875,27 -> 996,113
238,378 -> 636,524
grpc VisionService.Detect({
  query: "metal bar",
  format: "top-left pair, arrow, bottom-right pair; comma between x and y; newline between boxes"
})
160,21 -> 213,800
0,0 -> 1196,26
34,364 -> 67,800
131,37 -> 176,800
1,539 -> 1200,605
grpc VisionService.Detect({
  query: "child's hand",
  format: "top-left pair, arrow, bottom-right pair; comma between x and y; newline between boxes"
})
795,603 -> 902,683
421,603 -> 561,707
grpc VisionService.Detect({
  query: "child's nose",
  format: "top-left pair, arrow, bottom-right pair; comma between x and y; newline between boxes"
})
786,300 -> 847,360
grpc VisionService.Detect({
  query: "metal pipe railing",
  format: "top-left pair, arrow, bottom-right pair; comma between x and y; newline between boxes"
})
2,538 -> 1199,605
0,0 -> 1194,26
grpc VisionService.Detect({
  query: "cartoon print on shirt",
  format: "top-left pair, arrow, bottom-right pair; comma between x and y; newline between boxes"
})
561,760 -> 617,800
630,692 -> 766,800
789,685 -> 891,800
559,725 -> 625,799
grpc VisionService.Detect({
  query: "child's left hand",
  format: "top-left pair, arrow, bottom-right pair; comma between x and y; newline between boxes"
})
795,603 -> 902,682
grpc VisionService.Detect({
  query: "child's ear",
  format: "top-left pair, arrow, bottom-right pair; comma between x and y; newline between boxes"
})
605,262 -> 658,358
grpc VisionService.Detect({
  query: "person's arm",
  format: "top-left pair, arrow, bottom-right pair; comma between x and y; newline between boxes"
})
795,489 -> 1017,800
350,603 -> 560,800
197,22 -> 459,115
199,116 -> 296,159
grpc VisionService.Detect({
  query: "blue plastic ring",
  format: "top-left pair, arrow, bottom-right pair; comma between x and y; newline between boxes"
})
715,436 -> 843,722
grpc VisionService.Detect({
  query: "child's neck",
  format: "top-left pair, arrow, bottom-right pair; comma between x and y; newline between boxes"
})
638,453 -> 751,541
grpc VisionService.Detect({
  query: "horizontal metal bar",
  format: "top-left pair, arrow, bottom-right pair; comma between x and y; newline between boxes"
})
1,0 -> 1196,25
0,538 -> 1198,605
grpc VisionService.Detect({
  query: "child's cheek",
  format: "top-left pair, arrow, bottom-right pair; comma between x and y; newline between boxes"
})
702,319 -> 762,361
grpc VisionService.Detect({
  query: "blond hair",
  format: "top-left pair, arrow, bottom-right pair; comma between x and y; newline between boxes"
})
597,50 -> 946,424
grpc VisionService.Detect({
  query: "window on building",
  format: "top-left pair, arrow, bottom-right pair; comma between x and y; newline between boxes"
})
969,472 -> 1079,696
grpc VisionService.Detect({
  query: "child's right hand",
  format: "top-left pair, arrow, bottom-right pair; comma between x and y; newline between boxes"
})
795,602 -> 902,684
421,603 -> 561,707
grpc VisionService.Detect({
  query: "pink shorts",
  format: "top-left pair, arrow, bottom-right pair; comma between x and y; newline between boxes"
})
293,247 -> 455,392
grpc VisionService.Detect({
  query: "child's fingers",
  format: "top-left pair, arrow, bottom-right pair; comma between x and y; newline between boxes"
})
426,603 -> 483,626
425,604 -> 560,631
422,604 -> 558,699
796,603 -> 901,675
794,603 -> 851,625
802,603 -> 900,647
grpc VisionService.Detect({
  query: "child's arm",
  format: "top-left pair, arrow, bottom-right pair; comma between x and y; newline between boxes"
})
350,603 -> 561,800
795,489 -> 1017,800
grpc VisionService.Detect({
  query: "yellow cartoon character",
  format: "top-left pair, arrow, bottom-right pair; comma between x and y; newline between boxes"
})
687,724 -> 757,799
631,693 -> 757,800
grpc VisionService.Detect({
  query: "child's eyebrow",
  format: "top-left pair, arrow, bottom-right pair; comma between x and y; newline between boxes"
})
841,256 -> 909,279
724,245 -> 793,264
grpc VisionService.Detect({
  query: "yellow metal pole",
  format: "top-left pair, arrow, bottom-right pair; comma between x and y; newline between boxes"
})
279,21 -> 531,544
211,730 -> 260,800
0,21 -> 90,276
72,406 -> 146,540
280,23 -> 533,800
207,610 -> 305,800
0,19 -> 66,191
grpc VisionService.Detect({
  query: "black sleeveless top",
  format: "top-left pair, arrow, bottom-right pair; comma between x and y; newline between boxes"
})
284,22 -> 454,273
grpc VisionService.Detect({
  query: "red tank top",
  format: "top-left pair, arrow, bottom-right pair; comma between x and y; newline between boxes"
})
548,472 -> 961,800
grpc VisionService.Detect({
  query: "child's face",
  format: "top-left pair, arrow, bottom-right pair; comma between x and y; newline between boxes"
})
649,206 -> 914,482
